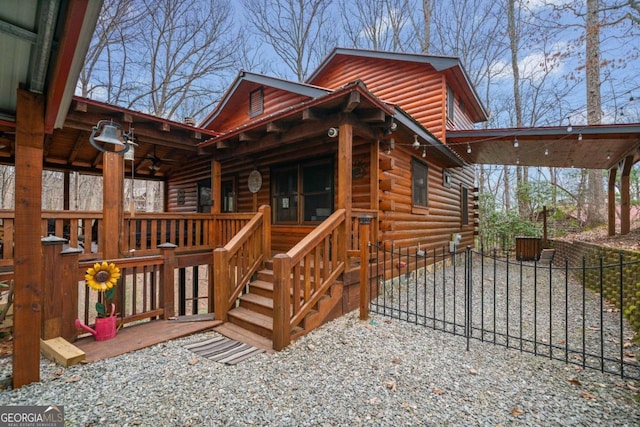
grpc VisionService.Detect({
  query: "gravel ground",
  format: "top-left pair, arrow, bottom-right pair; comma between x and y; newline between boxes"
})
0,310 -> 638,426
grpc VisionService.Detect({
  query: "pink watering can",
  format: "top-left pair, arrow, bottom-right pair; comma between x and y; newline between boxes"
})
75,304 -> 117,341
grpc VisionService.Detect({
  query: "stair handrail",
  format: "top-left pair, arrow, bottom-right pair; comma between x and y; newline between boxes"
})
273,209 -> 346,350
213,205 -> 271,321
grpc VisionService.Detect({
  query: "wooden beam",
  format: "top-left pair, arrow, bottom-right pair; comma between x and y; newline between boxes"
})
14,89 -> 44,387
338,120 -> 353,265
344,91 -> 360,113
620,155 -> 633,235
40,338 -> 85,367
302,108 -> 321,121
266,122 -> 286,133
64,116 -> 200,150
239,132 -> 256,142
608,168 -> 617,236
359,109 -> 387,123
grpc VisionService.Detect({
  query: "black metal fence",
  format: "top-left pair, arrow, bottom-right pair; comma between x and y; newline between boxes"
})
368,244 -> 640,380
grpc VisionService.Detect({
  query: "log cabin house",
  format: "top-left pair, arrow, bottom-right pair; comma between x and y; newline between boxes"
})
2,42 -> 491,386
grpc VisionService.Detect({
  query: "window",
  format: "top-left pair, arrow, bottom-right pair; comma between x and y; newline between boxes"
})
249,87 -> 264,117
461,185 -> 469,225
272,159 -> 333,224
447,85 -> 455,122
412,158 -> 428,208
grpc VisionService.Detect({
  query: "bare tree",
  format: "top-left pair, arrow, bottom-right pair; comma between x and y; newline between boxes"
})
242,0 -> 334,81
80,0 -> 238,121
77,0 -> 143,101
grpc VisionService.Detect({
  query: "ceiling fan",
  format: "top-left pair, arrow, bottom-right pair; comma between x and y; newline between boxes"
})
145,145 -> 178,174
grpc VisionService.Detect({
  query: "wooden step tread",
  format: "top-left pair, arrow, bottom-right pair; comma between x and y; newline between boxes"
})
214,322 -> 274,354
240,293 -> 273,309
228,307 -> 273,331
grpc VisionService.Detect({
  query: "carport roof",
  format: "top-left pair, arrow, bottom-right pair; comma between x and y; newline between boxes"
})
447,123 -> 640,170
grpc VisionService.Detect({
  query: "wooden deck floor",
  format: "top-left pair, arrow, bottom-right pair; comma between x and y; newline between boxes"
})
74,318 -> 222,362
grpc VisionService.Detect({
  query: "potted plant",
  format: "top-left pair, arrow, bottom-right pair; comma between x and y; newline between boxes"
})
75,261 -> 121,341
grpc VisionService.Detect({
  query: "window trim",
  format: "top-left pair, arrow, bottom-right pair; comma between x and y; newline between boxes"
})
411,157 -> 429,210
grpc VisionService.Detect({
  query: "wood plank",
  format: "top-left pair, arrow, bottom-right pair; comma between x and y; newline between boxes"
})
214,322 -> 275,354
74,319 -> 221,362
40,337 -> 85,367
14,89 -> 45,387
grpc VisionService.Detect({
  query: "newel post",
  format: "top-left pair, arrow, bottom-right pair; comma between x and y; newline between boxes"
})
259,205 -> 272,260
41,236 -> 82,342
213,247 -> 229,321
358,216 -> 372,320
272,253 -> 292,350
159,243 -> 177,319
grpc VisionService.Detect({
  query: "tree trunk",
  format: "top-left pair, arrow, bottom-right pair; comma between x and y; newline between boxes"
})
585,0 -> 606,227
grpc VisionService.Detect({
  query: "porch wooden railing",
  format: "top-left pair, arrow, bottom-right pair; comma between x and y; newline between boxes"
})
213,205 -> 271,321
272,208 -> 346,350
124,212 -> 214,254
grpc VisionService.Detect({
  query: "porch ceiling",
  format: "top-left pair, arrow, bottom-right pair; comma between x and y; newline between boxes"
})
447,124 -> 640,170
0,96 -> 220,179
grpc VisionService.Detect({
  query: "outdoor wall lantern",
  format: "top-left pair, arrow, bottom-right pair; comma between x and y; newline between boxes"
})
89,120 -> 131,155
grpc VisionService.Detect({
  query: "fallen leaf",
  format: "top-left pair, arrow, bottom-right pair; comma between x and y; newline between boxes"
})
469,368 -> 478,375
369,397 -> 379,405
385,379 -> 397,391
567,377 -> 582,386
628,384 -> 639,392
307,343 -> 315,351
365,324 -> 373,330
581,391 -> 596,400
432,388 -> 446,395
624,351 -> 636,358
510,408 -> 524,417
384,319 -> 392,324
54,369 -> 64,376
65,376 -> 81,383
402,402 -> 410,408
188,357 -> 198,366
392,357 -> 401,364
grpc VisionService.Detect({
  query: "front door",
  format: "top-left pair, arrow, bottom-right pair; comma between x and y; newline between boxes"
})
271,158 -> 333,224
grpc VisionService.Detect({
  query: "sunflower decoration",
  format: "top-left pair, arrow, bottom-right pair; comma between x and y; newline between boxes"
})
85,261 -> 121,317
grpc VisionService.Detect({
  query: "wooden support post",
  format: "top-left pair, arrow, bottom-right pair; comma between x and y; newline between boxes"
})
338,121 -> 353,264
41,236 -> 82,342
42,236 -> 66,340
159,243 -> 177,319
259,205 -> 272,259
212,160 -> 221,215
359,216 -> 372,320
621,156 -> 633,235
14,88 -> 44,388
63,170 -> 70,210
608,168 -> 617,237
272,253 -> 292,350
61,246 -> 82,342
542,206 -> 547,248
213,247 -> 229,321
103,151 -> 124,259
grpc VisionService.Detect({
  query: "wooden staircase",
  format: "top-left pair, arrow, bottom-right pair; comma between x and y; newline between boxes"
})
226,259 -> 344,346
